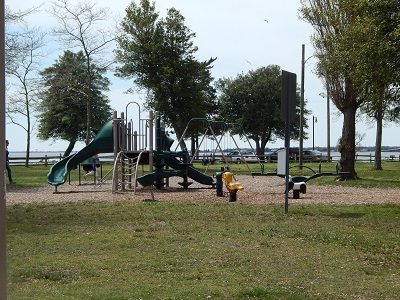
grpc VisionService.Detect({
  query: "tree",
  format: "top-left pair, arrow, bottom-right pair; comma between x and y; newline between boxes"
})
5,5 -> 39,72
300,0 -> 365,179
5,28 -> 45,167
38,50 -> 112,156
50,0 -> 115,145
115,0 -> 216,149
216,65 -> 306,156
343,0 -> 400,170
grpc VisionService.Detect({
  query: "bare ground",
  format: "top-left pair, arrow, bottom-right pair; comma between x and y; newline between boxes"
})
6,175 -> 400,206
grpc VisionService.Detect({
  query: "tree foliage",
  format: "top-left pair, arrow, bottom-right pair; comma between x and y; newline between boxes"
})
300,0 -> 365,179
115,0 -> 216,145
216,65 -> 305,155
38,51 -> 111,156
343,0 -> 400,170
50,0 -> 115,145
301,0 -> 400,174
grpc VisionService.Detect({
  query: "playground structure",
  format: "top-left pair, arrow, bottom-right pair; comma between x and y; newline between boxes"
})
46,102 -> 345,201
47,105 -> 216,194
112,110 -> 215,192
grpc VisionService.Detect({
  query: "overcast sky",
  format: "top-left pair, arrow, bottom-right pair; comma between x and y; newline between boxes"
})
6,0 -> 400,152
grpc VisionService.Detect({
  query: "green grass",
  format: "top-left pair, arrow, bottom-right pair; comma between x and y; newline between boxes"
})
6,163 -> 400,299
7,202 -> 400,299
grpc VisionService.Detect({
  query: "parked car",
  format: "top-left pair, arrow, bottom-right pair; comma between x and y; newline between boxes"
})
302,150 -> 329,162
224,150 -> 259,163
264,148 -> 300,162
264,151 -> 278,162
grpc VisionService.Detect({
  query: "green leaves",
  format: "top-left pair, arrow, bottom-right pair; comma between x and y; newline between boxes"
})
216,65 -> 304,154
38,50 -> 111,149
115,0 -> 216,140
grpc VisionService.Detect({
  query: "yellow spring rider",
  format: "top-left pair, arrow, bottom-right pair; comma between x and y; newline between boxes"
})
222,171 -> 244,202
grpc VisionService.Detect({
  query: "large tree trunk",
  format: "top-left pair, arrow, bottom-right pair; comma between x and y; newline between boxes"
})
190,136 -> 197,156
374,110 -> 383,170
64,140 -> 76,157
338,104 -> 358,179
260,130 -> 271,159
254,138 -> 261,156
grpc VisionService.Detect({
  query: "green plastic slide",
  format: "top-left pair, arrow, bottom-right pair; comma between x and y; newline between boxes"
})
47,121 -> 113,186
164,156 -> 214,186
137,155 -> 214,187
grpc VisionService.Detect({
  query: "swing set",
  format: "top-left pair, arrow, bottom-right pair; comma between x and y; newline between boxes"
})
175,118 -> 261,174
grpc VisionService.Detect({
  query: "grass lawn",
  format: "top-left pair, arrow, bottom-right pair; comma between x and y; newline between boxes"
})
7,202 -> 400,299
6,162 -> 400,299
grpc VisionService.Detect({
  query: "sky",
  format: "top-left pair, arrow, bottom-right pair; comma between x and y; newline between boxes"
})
6,0 -> 400,152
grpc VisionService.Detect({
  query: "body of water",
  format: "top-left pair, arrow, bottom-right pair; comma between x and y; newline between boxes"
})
8,150 -> 400,164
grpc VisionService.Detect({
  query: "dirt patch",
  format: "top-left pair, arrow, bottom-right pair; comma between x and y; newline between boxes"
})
5,175 -> 400,206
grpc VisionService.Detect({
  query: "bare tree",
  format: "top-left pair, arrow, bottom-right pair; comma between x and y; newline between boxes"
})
50,0 -> 115,145
5,5 -> 40,71
6,29 -> 46,167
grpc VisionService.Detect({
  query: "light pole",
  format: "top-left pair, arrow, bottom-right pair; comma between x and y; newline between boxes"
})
312,115 -> 318,150
326,79 -> 331,161
300,44 -> 314,165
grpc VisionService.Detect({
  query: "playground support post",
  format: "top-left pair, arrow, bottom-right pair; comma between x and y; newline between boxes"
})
112,111 -> 119,192
148,111 -> 154,172
133,130 -> 138,151
125,101 -> 141,149
120,112 -> 126,191
127,122 -> 132,151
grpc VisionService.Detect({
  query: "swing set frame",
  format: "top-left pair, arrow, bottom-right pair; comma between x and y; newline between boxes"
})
175,118 -> 259,173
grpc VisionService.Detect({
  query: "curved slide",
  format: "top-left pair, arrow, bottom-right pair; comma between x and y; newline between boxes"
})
47,121 -> 113,186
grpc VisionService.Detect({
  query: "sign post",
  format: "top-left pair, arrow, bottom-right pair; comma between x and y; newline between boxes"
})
281,70 -> 297,213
